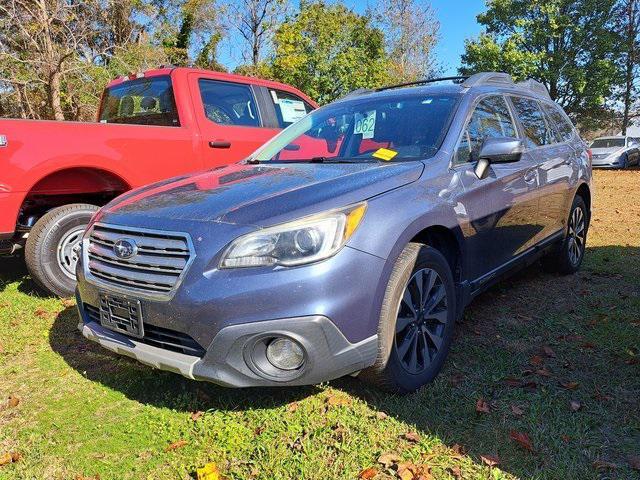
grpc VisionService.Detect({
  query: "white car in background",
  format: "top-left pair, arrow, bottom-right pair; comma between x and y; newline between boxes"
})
590,136 -> 640,169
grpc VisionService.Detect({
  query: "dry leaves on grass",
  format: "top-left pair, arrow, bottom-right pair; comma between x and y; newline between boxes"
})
375,411 -> 388,420
480,455 -> 500,467
378,453 -> 401,468
529,355 -> 544,366
358,467 -> 379,479
509,430 -> 534,452
543,346 -> 557,358
165,440 -> 188,452
0,452 -> 21,467
286,402 -> 299,413
75,476 -> 100,480
560,381 -> 579,390
0,395 -> 20,411
592,460 -> 617,470
475,398 -> 491,414
196,462 -> 221,480
190,411 -> 204,421
510,405 -> 524,416
324,392 -> 351,408
401,431 -> 421,443
569,400 -> 582,412
396,461 -> 432,480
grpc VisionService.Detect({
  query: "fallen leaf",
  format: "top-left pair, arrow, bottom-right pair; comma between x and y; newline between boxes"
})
560,381 -> 579,390
480,454 -> 500,467
475,398 -> 491,414
165,440 -> 188,451
561,434 -> 571,442
325,393 -> 351,407
0,453 -> 11,466
448,465 -> 462,479
401,431 -> 421,443
451,443 -> 466,456
581,342 -> 596,349
503,377 -> 522,387
34,308 -> 49,318
530,355 -> 544,366
628,455 -> 640,471
593,460 -> 617,470
543,346 -> 557,358
190,411 -> 204,421
196,462 -> 221,480
535,368 -> 552,377
569,400 -> 582,412
510,405 -> 524,416
286,402 -> 299,413
509,430 -> 534,452
358,467 -> 378,479
7,395 -> 20,408
375,411 -> 388,420
74,476 -> 100,480
593,390 -> 613,402
377,453 -> 400,468
396,463 -> 415,480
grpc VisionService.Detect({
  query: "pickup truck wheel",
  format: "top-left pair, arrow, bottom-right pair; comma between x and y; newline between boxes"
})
25,203 -> 99,297
361,243 -> 456,394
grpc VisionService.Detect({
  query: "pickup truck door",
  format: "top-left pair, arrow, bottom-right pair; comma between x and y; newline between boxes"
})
189,75 -> 279,167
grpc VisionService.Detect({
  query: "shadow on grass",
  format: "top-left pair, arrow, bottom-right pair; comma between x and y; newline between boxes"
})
0,254 -> 54,298
46,245 -> 639,477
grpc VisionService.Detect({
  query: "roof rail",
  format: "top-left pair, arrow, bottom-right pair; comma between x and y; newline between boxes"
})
375,76 -> 468,92
462,72 -> 514,87
516,79 -> 551,99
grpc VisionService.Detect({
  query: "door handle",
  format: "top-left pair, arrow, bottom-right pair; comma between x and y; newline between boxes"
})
524,169 -> 537,184
209,140 -> 231,149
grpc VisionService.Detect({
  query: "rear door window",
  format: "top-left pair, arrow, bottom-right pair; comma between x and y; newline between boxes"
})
198,79 -> 261,127
455,95 -> 517,165
541,102 -> 574,143
99,75 -> 179,126
511,97 -> 555,147
269,89 -> 314,128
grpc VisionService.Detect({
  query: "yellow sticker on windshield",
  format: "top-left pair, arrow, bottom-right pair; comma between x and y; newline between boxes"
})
372,148 -> 398,161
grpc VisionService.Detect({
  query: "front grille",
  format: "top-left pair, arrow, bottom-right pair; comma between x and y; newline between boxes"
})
86,223 -> 193,296
83,303 -> 206,357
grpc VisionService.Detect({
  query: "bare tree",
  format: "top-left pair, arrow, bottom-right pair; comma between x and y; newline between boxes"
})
377,0 -> 440,81
0,0 -> 107,120
617,0 -> 640,134
228,0 -> 288,66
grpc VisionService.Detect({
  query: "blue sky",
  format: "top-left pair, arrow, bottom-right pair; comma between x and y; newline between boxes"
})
217,0 -> 487,75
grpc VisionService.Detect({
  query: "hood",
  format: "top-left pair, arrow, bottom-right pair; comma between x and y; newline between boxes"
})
103,161 -> 424,226
591,146 -> 624,156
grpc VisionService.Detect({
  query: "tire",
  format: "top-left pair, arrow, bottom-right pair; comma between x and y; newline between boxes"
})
620,154 -> 629,169
25,203 -> 99,297
361,243 -> 457,394
541,195 -> 588,275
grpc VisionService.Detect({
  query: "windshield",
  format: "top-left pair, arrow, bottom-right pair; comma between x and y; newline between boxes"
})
99,75 -> 179,127
251,93 -> 460,163
591,138 -> 625,148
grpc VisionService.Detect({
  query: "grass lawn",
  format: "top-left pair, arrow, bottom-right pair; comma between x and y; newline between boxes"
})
1,170 -> 639,480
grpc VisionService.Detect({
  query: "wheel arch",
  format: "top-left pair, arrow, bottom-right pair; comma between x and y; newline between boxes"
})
575,182 -> 591,216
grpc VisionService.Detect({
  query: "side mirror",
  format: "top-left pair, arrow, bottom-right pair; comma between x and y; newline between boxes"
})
474,137 -> 524,179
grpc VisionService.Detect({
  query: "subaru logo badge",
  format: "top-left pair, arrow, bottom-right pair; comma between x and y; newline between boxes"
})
113,238 -> 137,259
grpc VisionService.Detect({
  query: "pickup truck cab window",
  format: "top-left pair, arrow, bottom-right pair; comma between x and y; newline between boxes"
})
99,75 -> 179,127
511,96 -> 554,147
269,89 -> 315,128
198,79 -> 260,127
454,95 -> 517,165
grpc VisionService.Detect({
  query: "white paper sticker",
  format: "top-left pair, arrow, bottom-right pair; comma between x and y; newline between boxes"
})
279,98 -> 307,123
354,110 -> 376,139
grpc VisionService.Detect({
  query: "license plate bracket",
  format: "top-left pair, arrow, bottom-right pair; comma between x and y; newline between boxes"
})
99,294 -> 144,338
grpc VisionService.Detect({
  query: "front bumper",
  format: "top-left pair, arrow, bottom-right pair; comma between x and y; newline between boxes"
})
77,298 -> 377,387
591,155 -> 623,168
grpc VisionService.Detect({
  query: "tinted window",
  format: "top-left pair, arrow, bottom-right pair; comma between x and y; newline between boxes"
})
511,97 -> 554,147
199,79 -> 260,127
252,93 -> 460,163
542,102 -> 574,142
269,89 -> 314,128
455,95 -> 517,164
629,138 -> 640,146
590,138 -> 625,148
99,76 -> 179,126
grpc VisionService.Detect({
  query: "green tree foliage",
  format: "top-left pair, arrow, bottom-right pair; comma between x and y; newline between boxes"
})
270,1 -> 392,104
460,0 -> 619,120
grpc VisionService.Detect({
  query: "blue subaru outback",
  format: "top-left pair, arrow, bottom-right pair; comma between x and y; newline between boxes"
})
75,72 -> 591,393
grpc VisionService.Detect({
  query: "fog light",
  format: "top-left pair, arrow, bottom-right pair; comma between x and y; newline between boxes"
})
266,337 -> 304,370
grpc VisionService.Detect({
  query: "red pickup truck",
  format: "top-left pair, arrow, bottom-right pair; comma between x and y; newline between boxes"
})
0,67 -> 316,296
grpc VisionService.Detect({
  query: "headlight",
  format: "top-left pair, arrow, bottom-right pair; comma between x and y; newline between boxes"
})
220,203 -> 367,268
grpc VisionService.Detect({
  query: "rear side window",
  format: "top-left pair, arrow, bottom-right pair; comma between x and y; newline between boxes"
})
99,75 -> 179,126
542,102 -> 574,142
269,89 -> 314,128
455,95 -> 517,165
199,79 -> 260,127
511,97 -> 555,147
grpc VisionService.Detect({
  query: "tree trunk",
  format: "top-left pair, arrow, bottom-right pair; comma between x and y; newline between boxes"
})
49,70 -> 65,121
621,0 -> 637,135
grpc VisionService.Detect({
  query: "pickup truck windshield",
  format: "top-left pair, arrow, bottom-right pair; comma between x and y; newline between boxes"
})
251,92 -> 460,163
99,75 -> 179,127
